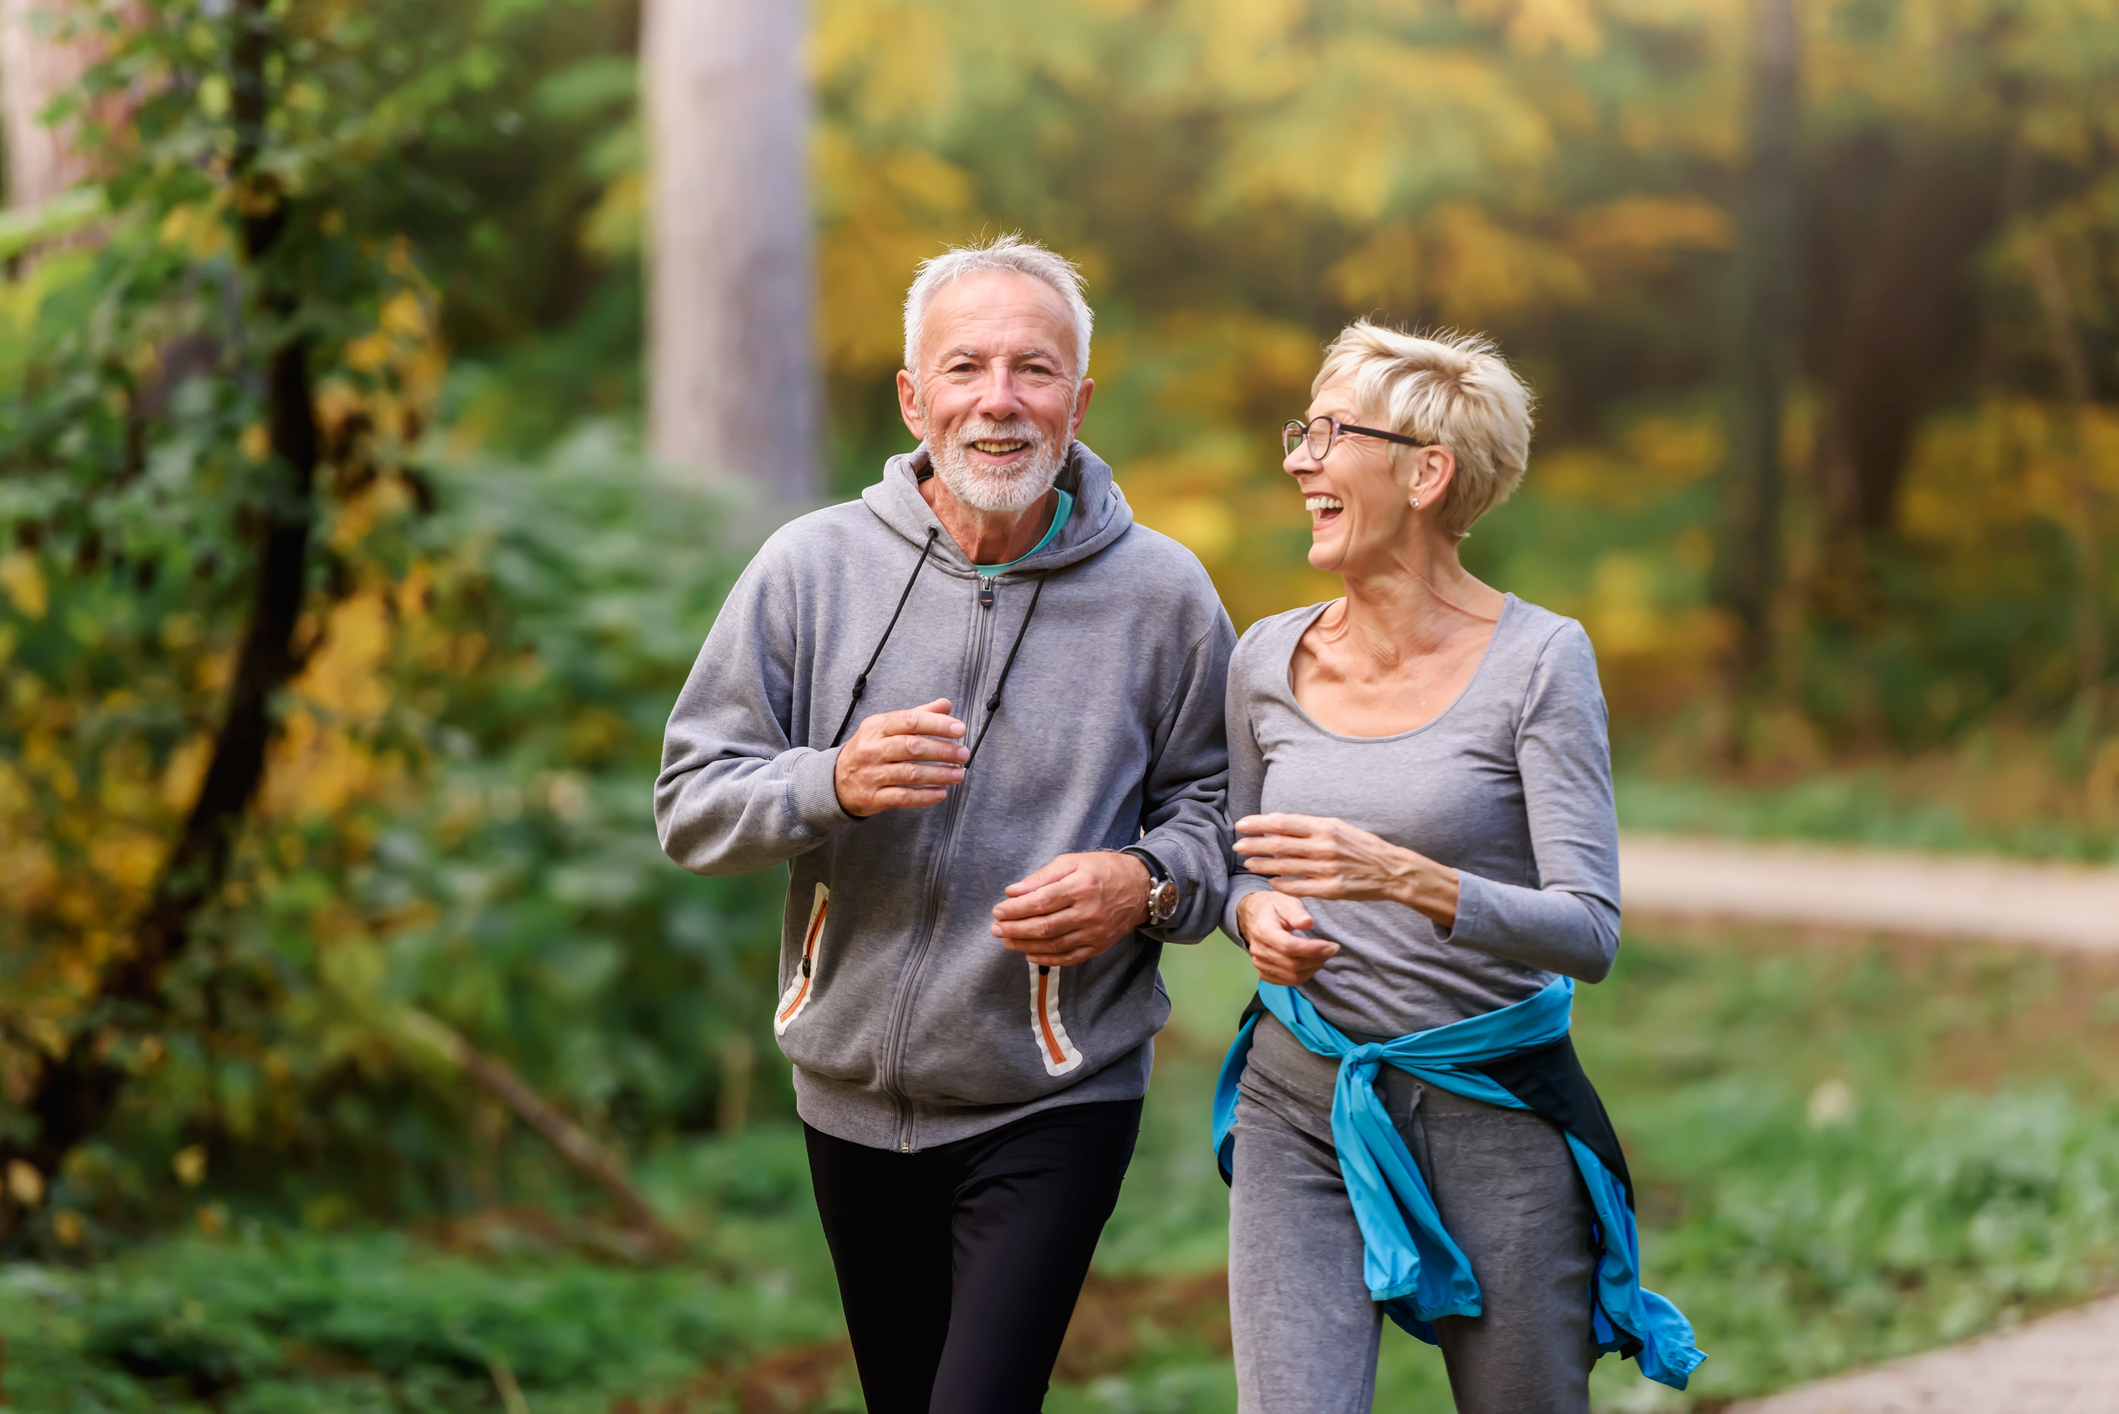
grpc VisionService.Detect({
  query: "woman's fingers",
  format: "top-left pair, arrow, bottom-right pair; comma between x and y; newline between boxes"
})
1234,812 -> 1329,837
1249,932 -> 1339,986
1246,892 -> 1322,940
1268,897 -> 1315,933
1243,854 -> 1332,876
1232,833 -> 1328,857
1247,906 -> 1338,957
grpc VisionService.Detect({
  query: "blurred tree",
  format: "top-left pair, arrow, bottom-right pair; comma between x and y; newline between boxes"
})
1713,0 -> 1799,731
8,0 -> 325,1220
642,0 -> 819,502
0,0 -> 782,1249
1802,140 -> 2000,558
1,0 -> 104,207
2022,209 -> 2107,734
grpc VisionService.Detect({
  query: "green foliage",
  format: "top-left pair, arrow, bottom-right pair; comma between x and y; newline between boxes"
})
16,929 -> 2119,1409
1616,762 -> 2119,863
1632,1087 -> 2119,1399
25,423 -> 791,1234
5,1123 -> 847,1411
1576,924 -> 2119,1406
0,0 -> 782,1238
5,1223 -> 819,1411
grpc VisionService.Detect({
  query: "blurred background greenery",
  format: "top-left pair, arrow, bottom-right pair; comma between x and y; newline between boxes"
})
2,0 -> 2117,1409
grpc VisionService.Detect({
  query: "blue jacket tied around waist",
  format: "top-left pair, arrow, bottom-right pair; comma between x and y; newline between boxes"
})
1213,977 -> 1706,1390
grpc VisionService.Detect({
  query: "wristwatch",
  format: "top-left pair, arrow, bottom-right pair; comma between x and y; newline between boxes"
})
1124,848 -> 1180,927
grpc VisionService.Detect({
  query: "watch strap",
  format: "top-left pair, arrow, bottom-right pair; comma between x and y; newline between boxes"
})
1122,846 -> 1178,925
1122,846 -> 1170,883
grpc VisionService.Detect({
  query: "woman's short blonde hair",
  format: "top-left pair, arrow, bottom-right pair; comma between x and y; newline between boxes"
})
1313,322 -> 1534,539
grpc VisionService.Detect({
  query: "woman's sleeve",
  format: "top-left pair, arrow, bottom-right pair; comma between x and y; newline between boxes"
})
1441,621 -> 1622,981
1220,637 -> 1275,945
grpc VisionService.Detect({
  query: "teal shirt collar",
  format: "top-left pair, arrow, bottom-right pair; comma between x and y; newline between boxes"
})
975,488 -> 1074,575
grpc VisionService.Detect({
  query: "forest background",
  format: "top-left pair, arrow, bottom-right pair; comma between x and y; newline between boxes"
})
2,0 -> 2118,1410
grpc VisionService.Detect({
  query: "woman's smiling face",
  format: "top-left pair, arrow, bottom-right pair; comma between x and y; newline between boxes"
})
1287,380 -> 1415,576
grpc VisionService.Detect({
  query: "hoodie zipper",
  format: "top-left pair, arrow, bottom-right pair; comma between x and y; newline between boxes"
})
879,570 -> 1002,1152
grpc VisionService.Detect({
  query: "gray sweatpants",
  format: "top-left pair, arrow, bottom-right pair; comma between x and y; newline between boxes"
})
1228,1013 -> 1597,1414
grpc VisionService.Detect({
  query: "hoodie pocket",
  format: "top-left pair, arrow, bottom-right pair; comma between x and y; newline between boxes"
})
774,883 -> 830,1036
1026,958 -> 1085,1077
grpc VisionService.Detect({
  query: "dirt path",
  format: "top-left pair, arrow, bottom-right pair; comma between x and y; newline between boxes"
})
1618,833 -> 2119,953
1619,833 -> 2119,1412
1726,1292 -> 2119,1414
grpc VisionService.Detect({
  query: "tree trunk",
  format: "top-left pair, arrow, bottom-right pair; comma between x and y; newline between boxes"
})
1,0 -> 102,207
2025,237 -> 2107,734
1804,142 -> 1999,543
1713,0 -> 1800,723
642,0 -> 820,502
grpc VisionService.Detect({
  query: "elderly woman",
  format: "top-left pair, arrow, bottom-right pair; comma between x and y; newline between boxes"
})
1214,323 -> 1702,1413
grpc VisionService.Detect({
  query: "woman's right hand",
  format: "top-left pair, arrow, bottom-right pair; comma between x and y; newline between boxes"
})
1236,891 -> 1340,987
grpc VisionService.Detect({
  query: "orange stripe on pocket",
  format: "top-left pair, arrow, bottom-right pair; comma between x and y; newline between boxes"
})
1027,958 -> 1084,1076
774,884 -> 829,1035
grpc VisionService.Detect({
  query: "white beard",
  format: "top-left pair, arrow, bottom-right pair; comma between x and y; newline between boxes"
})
927,412 -> 1069,513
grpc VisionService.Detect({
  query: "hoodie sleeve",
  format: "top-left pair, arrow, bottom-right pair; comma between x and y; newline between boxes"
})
1133,609 -> 1239,944
655,544 -> 856,876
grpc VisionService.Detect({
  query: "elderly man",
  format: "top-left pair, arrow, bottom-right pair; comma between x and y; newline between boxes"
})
656,235 -> 1234,1412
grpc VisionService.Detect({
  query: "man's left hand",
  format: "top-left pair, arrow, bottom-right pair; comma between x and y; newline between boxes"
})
991,851 -> 1152,968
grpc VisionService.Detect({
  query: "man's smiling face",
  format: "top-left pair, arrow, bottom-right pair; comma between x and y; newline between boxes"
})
900,271 -> 1089,513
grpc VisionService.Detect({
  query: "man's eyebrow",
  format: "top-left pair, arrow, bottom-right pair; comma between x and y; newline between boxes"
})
935,344 -> 1069,368
940,343 -> 1067,360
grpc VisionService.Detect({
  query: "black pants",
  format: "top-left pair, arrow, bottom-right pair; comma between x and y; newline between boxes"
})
804,1097 -> 1143,1413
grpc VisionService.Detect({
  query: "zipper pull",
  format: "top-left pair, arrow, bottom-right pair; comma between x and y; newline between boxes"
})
979,576 -> 995,609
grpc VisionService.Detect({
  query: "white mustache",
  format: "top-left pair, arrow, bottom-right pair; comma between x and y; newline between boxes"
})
953,420 -> 1043,450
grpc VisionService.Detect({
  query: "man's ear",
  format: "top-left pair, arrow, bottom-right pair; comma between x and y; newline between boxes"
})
1069,378 -> 1096,438
897,369 -> 926,442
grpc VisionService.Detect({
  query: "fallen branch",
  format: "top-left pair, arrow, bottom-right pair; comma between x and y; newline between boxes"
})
395,1008 -> 678,1253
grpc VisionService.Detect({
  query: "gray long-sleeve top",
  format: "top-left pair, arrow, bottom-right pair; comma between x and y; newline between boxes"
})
1222,595 -> 1621,1035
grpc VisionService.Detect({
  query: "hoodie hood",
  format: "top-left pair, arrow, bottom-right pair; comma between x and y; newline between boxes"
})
861,440 -> 1136,574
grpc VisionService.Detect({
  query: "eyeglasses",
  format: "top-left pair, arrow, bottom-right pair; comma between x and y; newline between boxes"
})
1282,415 -> 1434,463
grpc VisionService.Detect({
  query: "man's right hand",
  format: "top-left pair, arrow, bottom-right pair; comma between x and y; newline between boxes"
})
833,698 -> 969,818
1236,891 -> 1340,987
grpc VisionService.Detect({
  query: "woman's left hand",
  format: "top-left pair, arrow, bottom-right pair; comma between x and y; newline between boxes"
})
1234,813 -> 1460,928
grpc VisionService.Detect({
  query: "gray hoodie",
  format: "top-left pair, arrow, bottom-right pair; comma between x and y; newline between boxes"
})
656,443 -> 1235,1152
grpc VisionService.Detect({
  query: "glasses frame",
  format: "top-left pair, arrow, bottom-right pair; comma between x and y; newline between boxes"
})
1283,415 -> 1435,463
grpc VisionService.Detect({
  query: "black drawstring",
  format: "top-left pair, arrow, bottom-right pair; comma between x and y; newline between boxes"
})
965,573 -> 1047,768
829,527 -> 939,748
826,526 -> 1046,766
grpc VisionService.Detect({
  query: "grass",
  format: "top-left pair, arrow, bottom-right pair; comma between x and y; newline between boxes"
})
10,923 -> 2119,1411
1613,759 -> 2119,864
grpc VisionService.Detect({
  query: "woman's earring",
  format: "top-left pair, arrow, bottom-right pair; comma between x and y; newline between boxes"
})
1411,494 -> 1421,509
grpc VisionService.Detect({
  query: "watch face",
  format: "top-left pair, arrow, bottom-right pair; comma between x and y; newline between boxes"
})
1148,878 -> 1179,922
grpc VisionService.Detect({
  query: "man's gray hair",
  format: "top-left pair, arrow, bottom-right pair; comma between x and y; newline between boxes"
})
902,234 -> 1094,381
